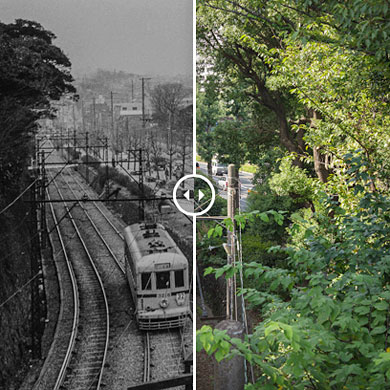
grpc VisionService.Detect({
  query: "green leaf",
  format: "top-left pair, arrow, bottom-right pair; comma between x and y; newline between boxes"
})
215,348 -> 226,362
371,326 -> 387,335
265,322 -> 280,337
260,213 -> 270,222
374,301 -> 388,311
215,267 -> 225,279
204,267 -> 214,276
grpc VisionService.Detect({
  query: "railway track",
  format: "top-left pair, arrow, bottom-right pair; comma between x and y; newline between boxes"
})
143,332 -> 151,383
60,170 -> 125,272
37,171 -> 110,390
32,190 -> 79,390
144,329 -> 185,383
61,168 -> 191,388
63,169 -> 190,386
34,146 -> 191,388
51,168 -> 145,388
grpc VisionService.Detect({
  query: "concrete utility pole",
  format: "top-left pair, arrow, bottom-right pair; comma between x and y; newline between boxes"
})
214,163 -> 245,390
139,148 -> 145,221
92,96 -> 96,135
81,99 -> 85,134
168,111 -> 173,179
226,163 -> 239,320
72,103 -> 77,147
110,91 -> 115,148
105,137 -> 110,199
85,132 -> 89,184
140,77 -> 151,128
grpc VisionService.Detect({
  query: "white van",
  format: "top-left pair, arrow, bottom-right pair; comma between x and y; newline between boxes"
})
212,158 -> 228,176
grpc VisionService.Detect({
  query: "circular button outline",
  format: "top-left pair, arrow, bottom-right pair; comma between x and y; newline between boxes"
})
173,174 -> 216,217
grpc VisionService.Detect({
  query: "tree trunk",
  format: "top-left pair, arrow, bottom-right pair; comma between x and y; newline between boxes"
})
313,146 -> 330,183
311,111 -> 332,183
207,160 -> 212,176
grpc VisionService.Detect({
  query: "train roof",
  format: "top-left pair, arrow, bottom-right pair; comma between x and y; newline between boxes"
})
124,223 -> 187,271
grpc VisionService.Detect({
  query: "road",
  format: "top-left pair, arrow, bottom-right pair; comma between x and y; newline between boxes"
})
197,162 -> 254,211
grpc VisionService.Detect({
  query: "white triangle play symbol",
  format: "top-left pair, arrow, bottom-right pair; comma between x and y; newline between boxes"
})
184,190 -> 191,200
198,189 -> 204,201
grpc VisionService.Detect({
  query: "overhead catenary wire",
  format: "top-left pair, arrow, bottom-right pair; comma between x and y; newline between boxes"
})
0,272 -> 41,309
0,226 -> 79,310
0,178 -> 39,217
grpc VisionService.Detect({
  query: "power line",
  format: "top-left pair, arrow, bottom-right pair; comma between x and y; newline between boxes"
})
0,272 -> 41,309
0,178 -> 39,217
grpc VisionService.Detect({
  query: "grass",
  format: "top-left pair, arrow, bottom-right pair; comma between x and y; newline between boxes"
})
240,163 -> 257,174
196,155 -> 257,174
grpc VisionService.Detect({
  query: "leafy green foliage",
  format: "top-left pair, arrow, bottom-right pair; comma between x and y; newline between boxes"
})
198,183 -> 390,388
213,120 -> 248,168
197,0 -> 390,387
269,157 -> 317,204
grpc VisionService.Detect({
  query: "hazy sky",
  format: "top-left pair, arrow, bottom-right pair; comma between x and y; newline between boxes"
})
0,0 -> 193,77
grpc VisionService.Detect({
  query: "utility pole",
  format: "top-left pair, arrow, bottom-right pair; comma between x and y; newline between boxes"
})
131,79 -> 134,101
72,103 -> 77,147
105,137 -> 110,198
168,111 -> 173,179
139,148 -> 145,221
140,77 -> 151,128
30,165 -> 41,359
81,99 -> 85,135
92,96 -> 96,135
226,164 -> 239,320
214,163 -> 245,390
110,91 -> 115,151
40,150 -> 46,249
85,132 -> 89,184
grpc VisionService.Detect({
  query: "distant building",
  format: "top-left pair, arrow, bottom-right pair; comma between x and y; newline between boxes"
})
96,95 -> 105,104
116,102 -> 143,117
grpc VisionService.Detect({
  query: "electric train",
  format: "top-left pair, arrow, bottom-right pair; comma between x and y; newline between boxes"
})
124,223 -> 190,330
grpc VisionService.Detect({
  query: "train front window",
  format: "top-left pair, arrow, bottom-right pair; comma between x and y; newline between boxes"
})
156,271 -> 170,289
175,270 -> 184,288
141,273 -> 152,290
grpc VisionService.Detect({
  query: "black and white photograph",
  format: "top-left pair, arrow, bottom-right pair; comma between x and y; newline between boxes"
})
0,1 -> 193,389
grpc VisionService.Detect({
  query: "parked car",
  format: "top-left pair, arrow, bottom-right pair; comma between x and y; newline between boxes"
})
211,158 -> 228,176
217,177 -> 242,192
217,176 -> 228,191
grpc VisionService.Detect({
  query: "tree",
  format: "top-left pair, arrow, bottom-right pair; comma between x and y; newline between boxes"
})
196,78 -> 224,174
150,82 -> 191,178
213,120 -> 247,168
199,171 -> 390,388
0,19 -> 75,198
150,83 -> 189,127
197,2 -> 390,387
197,1 -> 307,164
176,104 -> 193,177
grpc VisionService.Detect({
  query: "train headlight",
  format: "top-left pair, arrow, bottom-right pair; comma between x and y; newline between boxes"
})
160,298 -> 169,308
176,293 -> 185,306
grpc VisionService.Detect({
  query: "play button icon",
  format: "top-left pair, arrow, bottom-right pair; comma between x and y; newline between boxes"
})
184,190 -> 191,201
173,174 -> 215,217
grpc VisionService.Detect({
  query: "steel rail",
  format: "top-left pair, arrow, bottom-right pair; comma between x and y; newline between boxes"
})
60,171 -> 125,274
37,190 -> 81,390
51,175 -> 110,389
143,332 -> 151,383
70,171 -> 124,240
